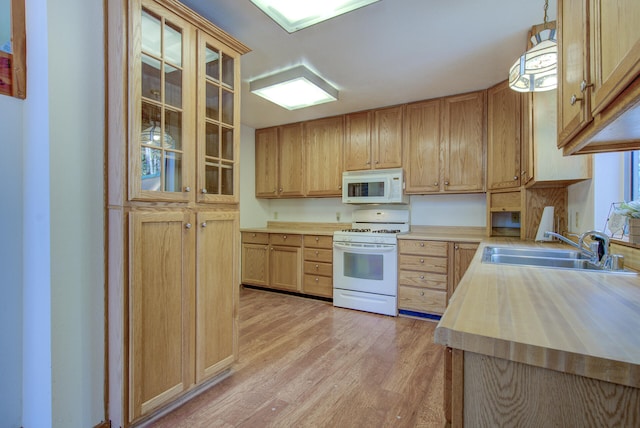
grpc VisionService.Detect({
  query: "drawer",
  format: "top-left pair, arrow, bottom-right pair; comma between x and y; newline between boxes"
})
303,235 -> 333,249
304,248 -> 333,263
398,240 -> 448,257
269,233 -> 302,246
242,232 -> 269,244
398,270 -> 447,290
303,274 -> 333,298
304,261 -> 333,277
489,191 -> 521,211
398,255 -> 448,274
398,286 -> 447,314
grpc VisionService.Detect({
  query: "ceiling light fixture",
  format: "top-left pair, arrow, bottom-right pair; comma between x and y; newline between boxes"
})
250,65 -> 338,110
250,0 -> 381,33
508,0 -> 557,92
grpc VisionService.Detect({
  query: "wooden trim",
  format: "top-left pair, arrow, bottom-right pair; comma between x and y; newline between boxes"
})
451,348 -> 464,428
93,421 -> 111,428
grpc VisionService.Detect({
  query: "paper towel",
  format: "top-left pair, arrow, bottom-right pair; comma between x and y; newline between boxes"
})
535,206 -> 555,241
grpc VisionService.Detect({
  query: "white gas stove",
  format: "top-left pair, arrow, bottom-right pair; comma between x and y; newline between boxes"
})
332,208 -> 409,316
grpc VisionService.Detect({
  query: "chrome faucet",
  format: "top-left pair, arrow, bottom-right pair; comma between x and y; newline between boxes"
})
543,231 -> 594,256
544,230 -> 614,268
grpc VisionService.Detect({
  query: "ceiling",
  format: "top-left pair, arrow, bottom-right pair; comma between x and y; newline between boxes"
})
178,0 -> 558,130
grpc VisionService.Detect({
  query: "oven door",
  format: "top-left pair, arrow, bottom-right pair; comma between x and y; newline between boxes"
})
332,241 -> 397,296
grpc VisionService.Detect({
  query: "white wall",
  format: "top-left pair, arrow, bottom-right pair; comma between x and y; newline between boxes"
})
0,92 -> 24,428
21,0 -> 105,427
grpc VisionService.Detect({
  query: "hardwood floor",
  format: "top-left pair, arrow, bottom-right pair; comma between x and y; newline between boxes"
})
151,287 -> 446,427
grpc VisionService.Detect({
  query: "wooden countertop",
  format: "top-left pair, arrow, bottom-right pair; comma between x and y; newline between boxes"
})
241,221 -> 350,236
402,226 -> 486,242
434,238 -> 640,388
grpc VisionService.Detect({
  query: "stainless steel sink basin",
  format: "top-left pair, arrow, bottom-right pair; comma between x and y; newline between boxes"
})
481,246 -> 636,274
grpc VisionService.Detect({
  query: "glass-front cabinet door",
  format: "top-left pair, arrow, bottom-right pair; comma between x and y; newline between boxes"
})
130,1 -> 196,202
197,32 -> 240,203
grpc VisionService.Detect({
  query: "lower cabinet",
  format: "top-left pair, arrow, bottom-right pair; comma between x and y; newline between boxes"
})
128,209 -> 239,421
302,235 -> 333,298
242,232 -> 334,298
398,239 -> 479,315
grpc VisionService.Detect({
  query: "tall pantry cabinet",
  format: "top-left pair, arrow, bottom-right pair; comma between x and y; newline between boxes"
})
106,0 -> 250,426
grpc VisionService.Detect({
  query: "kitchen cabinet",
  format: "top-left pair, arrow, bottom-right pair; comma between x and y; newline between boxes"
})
450,242 -> 478,300
558,0 -> 640,154
403,99 -> 441,193
107,0 -> 249,425
241,232 -> 269,286
255,123 -> 304,198
304,116 -> 344,197
398,240 -> 449,315
487,81 -> 522,190
404,91 -> 486,194
344,106 -> 403,171
302,235 -> 333,298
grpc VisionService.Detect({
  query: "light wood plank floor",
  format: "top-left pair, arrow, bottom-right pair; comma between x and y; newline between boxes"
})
151,287 -> 445,427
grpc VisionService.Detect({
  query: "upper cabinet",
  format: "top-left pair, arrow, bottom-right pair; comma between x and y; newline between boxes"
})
344,106 -> 403,171
558,0 -> 640,154
304,116 -> 344,197
255,124 -> 304,198
127,0 -> 245,204
403,99 -> 442,193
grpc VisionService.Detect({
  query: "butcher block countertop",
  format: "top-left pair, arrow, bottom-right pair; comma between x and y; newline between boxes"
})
434,238 -> 640,388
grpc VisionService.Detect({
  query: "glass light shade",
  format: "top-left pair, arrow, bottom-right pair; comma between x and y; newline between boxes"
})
141,123 -> 176,148
250,65 -> 338,110
509,38 -> 558,92
250,0 -> 380,33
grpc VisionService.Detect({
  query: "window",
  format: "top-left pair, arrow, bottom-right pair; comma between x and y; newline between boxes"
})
625,150 -> 640,201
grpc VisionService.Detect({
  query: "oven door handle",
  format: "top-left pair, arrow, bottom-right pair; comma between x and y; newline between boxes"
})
333,242 -> 397,252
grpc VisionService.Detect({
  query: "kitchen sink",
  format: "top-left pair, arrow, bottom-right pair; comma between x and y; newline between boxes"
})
481,246 -> 637,274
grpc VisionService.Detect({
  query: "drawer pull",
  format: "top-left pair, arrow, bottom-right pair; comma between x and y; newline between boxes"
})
420,275 -> 425,280
315,250 -> 319,255
315,277 -> 319,282
420,259 -> 424,263
283,235 -> 287,239
420,291 -> 425,296
420,243 -> 424,247
252,233 -> 256,237
315,264 -> 319,269
315,237 -> 319,241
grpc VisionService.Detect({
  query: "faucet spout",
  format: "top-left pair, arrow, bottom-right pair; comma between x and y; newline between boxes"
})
543,231 -> 595,258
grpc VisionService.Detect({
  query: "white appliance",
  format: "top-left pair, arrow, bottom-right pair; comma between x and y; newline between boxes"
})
342,168 -> 409,204
332,208 -> 410,316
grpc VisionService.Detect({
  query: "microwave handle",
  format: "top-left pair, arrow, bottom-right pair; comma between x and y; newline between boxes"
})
333,242 -> 396,252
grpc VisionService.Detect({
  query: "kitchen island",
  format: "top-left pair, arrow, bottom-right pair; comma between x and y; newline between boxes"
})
434,238 -> 640,426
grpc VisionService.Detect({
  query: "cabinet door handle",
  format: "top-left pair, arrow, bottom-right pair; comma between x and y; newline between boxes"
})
201,188 -> 207,194
185,223 -> 192,229
580,80 -> 593,92
315,277 -> 319,282
420,275 -> 425,280
420,291 -> 425,296
420,259 -> 424,263
315,264 -> 319,269
201,222 -> 207,228
279,188 -> 283,193
315,250 -> 319,255
570,94 -> 583,105
513,176 -> 518,181
444,181 -> 449,186
283,235 -> 287,239
184,186 -> 191,192
434,182 -> 438,186
420,242 -> 425,247
315,237 -> 319,241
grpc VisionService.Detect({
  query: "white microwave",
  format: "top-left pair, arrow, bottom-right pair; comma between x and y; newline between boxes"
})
342,168 -> 408,204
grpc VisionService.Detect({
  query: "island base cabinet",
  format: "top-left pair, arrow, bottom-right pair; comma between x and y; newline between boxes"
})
452,351 -> 640,427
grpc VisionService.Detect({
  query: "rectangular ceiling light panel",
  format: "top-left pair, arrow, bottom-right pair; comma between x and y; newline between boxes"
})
250,0 -> 381,33
250,65 -> 338,110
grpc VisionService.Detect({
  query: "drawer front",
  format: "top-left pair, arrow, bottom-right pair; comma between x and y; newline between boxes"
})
490,191 -> 521,211
303,235 -> 333,249
242,232 -> 269,244
304,248 -> 333,263
398,270 -> 447,290
304,261 -> 333,277
398,255 -> 448,274
398,286 -> 447,314
398,240 -> 448,257
303,274 -> 333,298
269,233 -> 302,246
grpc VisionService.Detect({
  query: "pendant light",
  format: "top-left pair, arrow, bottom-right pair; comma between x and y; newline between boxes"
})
508,0 -> 557,92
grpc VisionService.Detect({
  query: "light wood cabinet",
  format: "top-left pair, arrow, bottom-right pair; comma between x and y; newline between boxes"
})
398,240 -> 449,315
255,123 -> 304,198
107,0 -> 249,425
270,234 -> 303,292
304,116 -> 344,197
487,81 -> 522,190
403,99 -> 442,193
558,0 -> 640,154
344,106 -> 403,171
302,235 -> 333,298
404,91 -> 486,194
450,242 -> 478,300
441,91 -> 486,193
241,232 -> 269,286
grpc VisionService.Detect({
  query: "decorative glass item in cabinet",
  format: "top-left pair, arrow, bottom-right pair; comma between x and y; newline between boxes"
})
138,8 -> 185,194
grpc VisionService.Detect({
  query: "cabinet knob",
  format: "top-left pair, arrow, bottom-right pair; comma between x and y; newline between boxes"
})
184,186 -> 191,192
283,235 -> 287,239
185,223 -> 192,229
570,94 -> 583,105
420,275 -> 425,280
444,181 -> 449,186
252,233 -> 256,237
315,277 -> 319,282
434,182 -> 438,186
420,242 -> 425,247
315,264 -> 319,269
315,237 -> 319,241
420,259 -> 424,263
315,250 -> 319,255
338,185 -> 342,190
455,245 -> 459,250
375,160 -> 379,164
201,188 -> 207,194
420,291 -> 425,296
201,222 -> 207,228
580,80 -> 593,92
366,161 -> 371,165
279,188 -> 283,193
513,176 -> 518,181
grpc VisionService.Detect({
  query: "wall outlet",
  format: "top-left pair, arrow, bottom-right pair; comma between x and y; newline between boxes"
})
336,212 -> 341,222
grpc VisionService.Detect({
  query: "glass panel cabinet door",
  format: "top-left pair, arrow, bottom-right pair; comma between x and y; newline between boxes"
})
198,32 -> 239,203
130,2 -> 195,202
